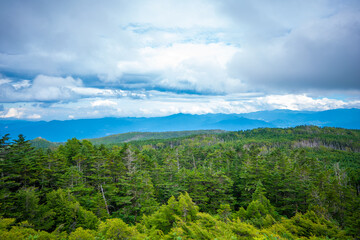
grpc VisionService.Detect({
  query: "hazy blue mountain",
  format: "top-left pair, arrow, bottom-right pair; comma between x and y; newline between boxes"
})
240,108 -> 360,128
1,108 -> 359,142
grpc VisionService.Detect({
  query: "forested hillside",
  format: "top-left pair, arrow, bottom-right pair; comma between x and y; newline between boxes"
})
1,126 -> 359,239
29,130 -> 225,149
87,130 -> 225,146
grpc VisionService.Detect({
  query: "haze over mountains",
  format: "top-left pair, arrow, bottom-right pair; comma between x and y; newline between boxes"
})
1,108 -> 359,142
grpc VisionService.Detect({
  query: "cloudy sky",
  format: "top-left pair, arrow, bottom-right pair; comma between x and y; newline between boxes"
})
1,0 -> 359,120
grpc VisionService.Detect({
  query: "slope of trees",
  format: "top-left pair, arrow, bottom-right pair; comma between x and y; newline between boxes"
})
1,126 -> 359,239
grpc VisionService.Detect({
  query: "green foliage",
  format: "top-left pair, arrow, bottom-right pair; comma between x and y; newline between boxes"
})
68,227 -> 96,240
98,218 -> 144,239
165,212 -> 262,240
141,192 -> 199,235
44,189 -> 99,232
217,204 -> 232,222
278,211 -> 348,239
0,219 -> 67,240
1,126 -> 359,239
0,218 -> 16,230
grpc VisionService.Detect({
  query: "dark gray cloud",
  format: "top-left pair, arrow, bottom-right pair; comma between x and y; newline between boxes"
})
227,9 -> 360,92
214,0 -> 360,92
0,0 -> 135,78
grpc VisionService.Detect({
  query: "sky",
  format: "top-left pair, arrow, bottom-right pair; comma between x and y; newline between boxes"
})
0,0 -> 360,120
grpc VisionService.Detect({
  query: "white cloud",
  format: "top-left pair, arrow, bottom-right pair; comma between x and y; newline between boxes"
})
0,75 -> 82,102
254,94 -> 352,111
117,43 -> 237,73
0,75 -> 148,102
27,113 -> 41,119
0,78 -> 12,85
91,99 -> 118,107
1,92 -> 359,120
117,43 -> 240,93
0,108 -> 24,119
12,80 -> 31,90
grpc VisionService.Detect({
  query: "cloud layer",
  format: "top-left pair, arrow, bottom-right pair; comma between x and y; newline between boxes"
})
228,7 -> 360,92
0,0 -> 359,120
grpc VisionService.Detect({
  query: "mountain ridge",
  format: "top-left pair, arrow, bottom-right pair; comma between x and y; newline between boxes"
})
1,108 -> 359,142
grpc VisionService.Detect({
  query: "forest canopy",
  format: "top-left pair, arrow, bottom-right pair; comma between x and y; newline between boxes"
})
0,126 -> 359,239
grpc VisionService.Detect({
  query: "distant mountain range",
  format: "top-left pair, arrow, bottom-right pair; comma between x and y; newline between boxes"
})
1,108 -> 359,142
